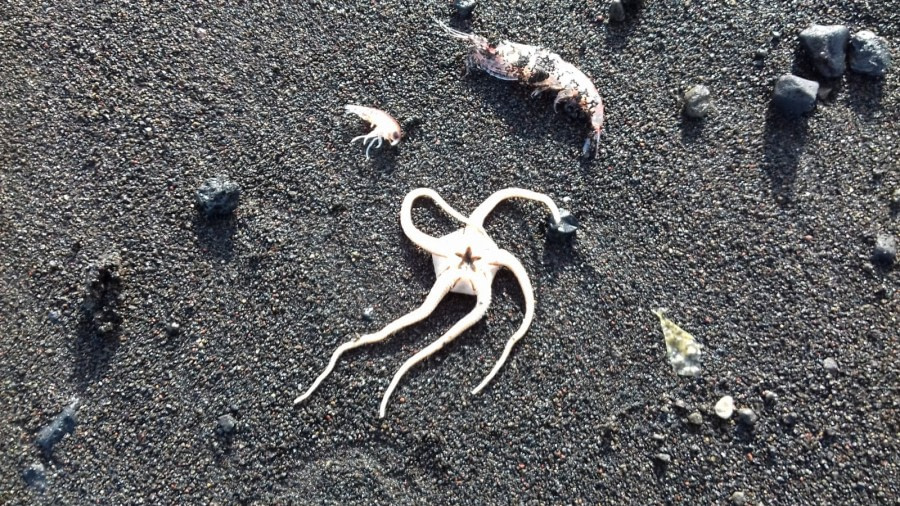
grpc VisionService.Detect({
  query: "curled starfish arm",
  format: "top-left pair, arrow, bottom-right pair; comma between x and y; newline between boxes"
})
467,188 -> 563,229
472,250 -> 535,395
295,268 -> 460,405
379,274 -> 493,418
401,188 -> 471,255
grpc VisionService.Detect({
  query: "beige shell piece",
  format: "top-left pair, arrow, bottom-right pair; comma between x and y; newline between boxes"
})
652,309 -> 702,376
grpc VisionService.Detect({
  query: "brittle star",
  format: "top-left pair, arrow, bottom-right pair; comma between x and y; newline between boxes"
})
295,187 -> 565,417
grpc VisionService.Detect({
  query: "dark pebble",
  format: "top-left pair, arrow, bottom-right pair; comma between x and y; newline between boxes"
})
872,233 -> 897,266
781,412 -> 798,425
362,307 -> 375,321
454,0 -> 477,18
196,175 -> 241,218
22,463 -> 47,492
799,24 -> 850,78
653,453 -> 671,465
217,414 -> 237,435
849,30 -> 891,78
165,321 -> 181,336
36,399 -> 81,454
773,74 -> 819,116
736,407 -> 758,426
547,209 -> 578,242
609,0 -> 626,22
763,390 -> 779,406
754,47 -> 769,60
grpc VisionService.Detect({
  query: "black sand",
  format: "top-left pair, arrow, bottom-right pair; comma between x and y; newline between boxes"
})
1,1 -> 898,503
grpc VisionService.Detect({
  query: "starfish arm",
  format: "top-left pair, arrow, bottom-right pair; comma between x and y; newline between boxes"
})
294,268 -> 459,405
467,188 -> 563,229
400,188 -> 470,255
472,250 -> 535,395
379,275 -> 493,418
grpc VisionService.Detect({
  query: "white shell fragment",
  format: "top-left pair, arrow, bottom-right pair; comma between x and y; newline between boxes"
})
652,309 -> 703,376
715,395 -> 735,420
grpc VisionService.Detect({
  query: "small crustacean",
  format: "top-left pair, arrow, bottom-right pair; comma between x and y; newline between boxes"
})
344,104 -> 404,159
437,21 -> 605,157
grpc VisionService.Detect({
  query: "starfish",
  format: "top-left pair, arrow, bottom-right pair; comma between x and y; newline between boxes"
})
295,187 -> 566,417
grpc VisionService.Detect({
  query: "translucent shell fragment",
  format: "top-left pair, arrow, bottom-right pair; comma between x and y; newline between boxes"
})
652,309 -> 702,376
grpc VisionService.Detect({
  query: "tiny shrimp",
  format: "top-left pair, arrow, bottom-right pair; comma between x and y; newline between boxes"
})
344,105 -> 404,159
437,21 -> 605,157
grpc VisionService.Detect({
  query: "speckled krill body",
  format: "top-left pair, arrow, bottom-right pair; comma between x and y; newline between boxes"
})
439,21 -> 605,157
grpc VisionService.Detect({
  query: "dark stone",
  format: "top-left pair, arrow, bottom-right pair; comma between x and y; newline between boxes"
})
217,414 -> 237,435
196,175 -> 241,218
165,321 -> 181,336
736,407 -> 758,426
773,74 -> 818,116
799,24 -> 850,78
849,30 -> 891,78
609,0 -> 625,22
454,0 -> 477,18
547,209 -> 578,242
872,233 -> 897,266
36,399 -> 81,454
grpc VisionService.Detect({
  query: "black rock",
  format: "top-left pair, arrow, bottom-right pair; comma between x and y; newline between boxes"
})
36,399 -> 81,454
454,0 -> 477,18
873,234 -> 897,266
683,85 -> 711,119
217,414 -> 237,435
196,176 -> 241,218
609,0 -> 625,22
849,30 -> 891,78
799,24 -> 850,78
22,463 -> 46,492
165,321 -> 181,336
773,74 -> 819,116
547,209 -> 578,242
736,407 -> 758,426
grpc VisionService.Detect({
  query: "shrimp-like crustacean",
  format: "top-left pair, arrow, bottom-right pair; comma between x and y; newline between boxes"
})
438,21 -> 605,157
345,105 -> 404,159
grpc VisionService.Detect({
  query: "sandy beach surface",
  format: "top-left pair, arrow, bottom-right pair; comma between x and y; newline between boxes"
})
1,0 -> 898,503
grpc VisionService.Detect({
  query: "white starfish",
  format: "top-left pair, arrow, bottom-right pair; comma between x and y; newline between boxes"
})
295,187 -> 565,417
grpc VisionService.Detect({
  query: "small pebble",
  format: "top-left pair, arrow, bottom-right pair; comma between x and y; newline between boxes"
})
872,233 -> 897,266
773,74 -> 819,116
683,84 -> 711,119
799,24 -> 850,78
763,390 -> 779,406
687,412 -> 703,426
653,453 -> 671,465
714,395 -> 735,420
730,491 -> 747,505
736,407 -> 758,426
849,30 -> 891,77
165,321 -> 181,336
48,310 -> 61,323
547,209 -> 578,242
362,307 -> 375,321
753,47 -> 769,60
781,412 -> 798,425
609,0 -> 626,22
195,175 -> 241,218
454,0 -> 477,18
22,463 -> 46,492
822,357 -> 839,372
217,414 -> 237,435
